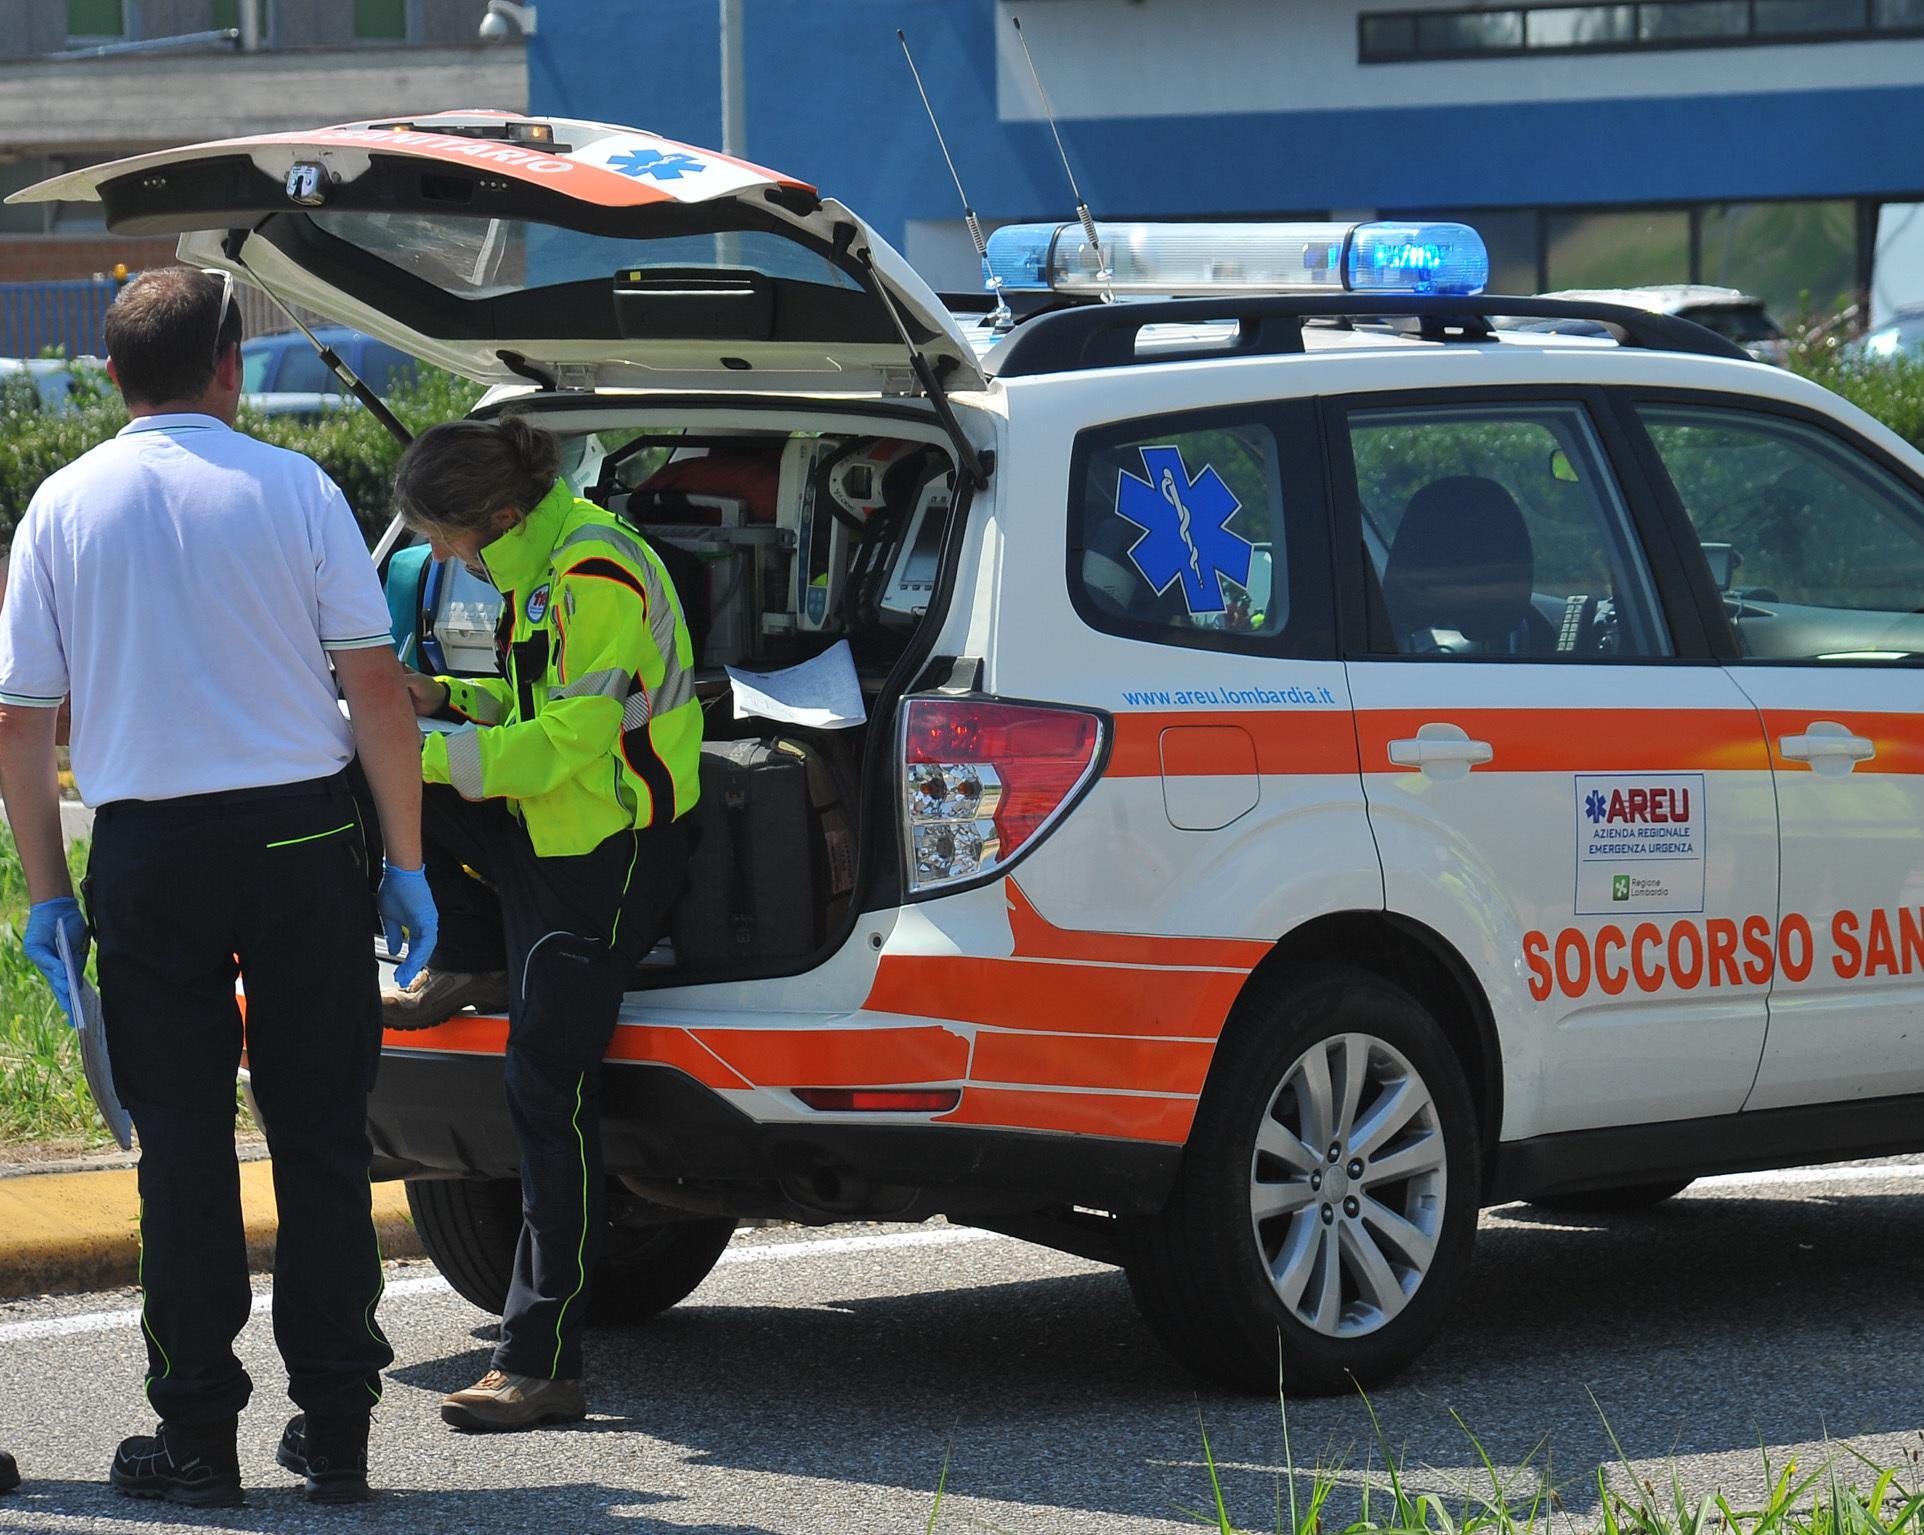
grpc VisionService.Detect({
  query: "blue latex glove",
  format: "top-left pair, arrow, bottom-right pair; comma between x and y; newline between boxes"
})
376,862 -> 438,989
22,897 -> 88,1026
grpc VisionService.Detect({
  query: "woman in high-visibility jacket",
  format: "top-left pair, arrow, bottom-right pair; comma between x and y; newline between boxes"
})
382,416 -> 700,1432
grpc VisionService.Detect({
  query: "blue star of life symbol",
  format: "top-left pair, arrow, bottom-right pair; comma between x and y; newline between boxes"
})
607,147 -> 706,182
1114,445 -> 1252,615
1584,789 -> 1608,824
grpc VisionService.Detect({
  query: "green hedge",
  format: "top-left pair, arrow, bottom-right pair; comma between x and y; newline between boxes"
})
4,330 -> 1924,555
0,362 -> 483,548
1787,341 -> 1924,449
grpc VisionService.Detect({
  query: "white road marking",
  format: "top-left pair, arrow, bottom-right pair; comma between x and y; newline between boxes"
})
1694,1161 -> 1924,1190
0,1226 -> 1005,1344
2,1163 -> 1918,1347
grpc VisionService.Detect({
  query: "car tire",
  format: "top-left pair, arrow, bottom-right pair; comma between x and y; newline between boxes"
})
1525,1178 -> 1693,1213
405,1178 -> 737,1325
1124,965 -> 1481,1396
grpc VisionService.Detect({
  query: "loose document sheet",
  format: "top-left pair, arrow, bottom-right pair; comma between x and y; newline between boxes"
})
57,923 -> 133,1151
725,640 -> 867,730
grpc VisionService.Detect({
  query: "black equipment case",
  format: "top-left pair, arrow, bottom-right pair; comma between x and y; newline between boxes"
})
670,735 -> 856,969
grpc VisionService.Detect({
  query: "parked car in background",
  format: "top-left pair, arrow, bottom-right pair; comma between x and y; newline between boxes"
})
0,356 -> 103,414
1506,285 -> 1788,363
241,325 -> 419,417
1857,308 -> 1924,361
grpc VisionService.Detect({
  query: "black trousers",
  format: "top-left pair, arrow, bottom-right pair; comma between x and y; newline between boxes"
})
87,773 -> 391,1425
418,786 -> 688,1380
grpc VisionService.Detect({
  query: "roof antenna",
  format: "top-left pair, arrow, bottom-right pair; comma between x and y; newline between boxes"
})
1010,13 -> 1112,303
899,28 -> 1012,332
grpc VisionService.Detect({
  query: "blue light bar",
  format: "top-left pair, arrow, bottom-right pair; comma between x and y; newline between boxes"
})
983,219 -> 1488,298
1347,222 -> 1489,297
984,224 -> 1056,293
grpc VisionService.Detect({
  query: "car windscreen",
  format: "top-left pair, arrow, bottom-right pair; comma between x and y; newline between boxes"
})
308,210 -> 863,300
1679,303 -> 1783,345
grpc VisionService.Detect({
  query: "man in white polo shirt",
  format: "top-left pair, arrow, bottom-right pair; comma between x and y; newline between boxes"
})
0,267 -> 437,1507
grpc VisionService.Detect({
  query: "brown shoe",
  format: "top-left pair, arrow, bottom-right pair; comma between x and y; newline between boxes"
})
380,968 -> 511,1031
441,1370 -> 587,1432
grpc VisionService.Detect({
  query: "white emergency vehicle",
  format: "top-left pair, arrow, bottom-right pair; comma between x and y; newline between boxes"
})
18,114 -> 1924,1394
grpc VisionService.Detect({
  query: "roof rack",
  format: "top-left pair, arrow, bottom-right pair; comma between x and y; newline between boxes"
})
986,294 -> 1752,378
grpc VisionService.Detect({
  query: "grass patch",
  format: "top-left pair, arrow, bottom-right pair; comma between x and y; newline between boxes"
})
0,826 -> 106,1146
1185,1390 -> 1924,1535
922,1376 -> 1924,1535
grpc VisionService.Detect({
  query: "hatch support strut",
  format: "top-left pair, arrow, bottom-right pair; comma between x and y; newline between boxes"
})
862,248 -> 989,492
221,229 -> 415,447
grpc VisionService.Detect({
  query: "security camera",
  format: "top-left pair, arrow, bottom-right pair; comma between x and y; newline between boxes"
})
478,1 -> 536,41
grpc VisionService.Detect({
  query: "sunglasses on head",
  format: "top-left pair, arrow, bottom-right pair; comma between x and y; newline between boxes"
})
203,268 -> 234,370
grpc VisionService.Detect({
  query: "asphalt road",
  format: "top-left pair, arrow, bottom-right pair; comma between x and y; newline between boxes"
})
0,1159 -> 1920,1534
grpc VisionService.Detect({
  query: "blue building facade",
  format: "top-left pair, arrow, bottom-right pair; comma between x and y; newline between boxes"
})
526,1 -> 1924,323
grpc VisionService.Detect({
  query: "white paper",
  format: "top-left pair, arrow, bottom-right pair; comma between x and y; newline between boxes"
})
339,698 -> 472,735
725,640 -> 866,730
56,924 -> 132,1151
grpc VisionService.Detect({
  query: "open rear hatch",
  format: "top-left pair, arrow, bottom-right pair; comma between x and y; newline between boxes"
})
7,112 -> 987,411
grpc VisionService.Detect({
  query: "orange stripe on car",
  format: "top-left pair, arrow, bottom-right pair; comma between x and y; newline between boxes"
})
937,1087 -> 1196,1143
691,1025 -> 967,1088
969,1030 -> 1215,1095
865,955 -> 1246,1041
1004,881 -> 1269,971
383,1016 -> 752,1090
1355,708 -> 1770,773
1761,710 -> 1924,775
1107,709 -> 1357,777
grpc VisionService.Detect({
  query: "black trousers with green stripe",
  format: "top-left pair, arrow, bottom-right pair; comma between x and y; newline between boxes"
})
417,786 -> 689,1380
87,772 -> 391,1425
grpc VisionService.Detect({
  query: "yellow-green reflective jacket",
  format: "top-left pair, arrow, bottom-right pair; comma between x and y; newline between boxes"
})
419,481 -> 702,856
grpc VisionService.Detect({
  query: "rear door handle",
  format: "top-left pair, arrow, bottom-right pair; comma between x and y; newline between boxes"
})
1387,723 -> 1493,781
1778,720 -> 1875,775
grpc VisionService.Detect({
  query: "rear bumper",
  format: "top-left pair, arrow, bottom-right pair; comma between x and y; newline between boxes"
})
367,1049 -> 1181,1217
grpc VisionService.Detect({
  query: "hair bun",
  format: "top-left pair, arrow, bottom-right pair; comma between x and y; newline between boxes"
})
499,414 -> 561,502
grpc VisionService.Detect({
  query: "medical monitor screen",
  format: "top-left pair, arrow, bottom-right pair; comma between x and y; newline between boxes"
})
900,505 -> 945,586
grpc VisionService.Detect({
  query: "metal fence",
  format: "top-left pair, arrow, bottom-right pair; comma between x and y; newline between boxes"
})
0,278 -> 327,361
0,279 -> 119,360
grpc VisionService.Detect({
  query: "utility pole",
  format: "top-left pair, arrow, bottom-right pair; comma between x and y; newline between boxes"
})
239,0 -> 260,50
719,0 -> 745,157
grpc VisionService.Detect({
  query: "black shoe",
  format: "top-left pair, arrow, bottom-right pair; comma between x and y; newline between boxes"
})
0,1450 -> 18,1493
276,1414 -> 371,1504
109,1420 -> 243,1507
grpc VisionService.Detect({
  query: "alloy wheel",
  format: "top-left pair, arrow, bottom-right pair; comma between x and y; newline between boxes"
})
1248,1031 -> 1447,1338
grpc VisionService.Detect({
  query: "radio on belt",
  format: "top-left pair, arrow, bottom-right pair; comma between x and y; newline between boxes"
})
984,219 -> 1491,298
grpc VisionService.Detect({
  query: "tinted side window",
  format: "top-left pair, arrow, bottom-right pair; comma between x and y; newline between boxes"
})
1070,416 -> 1288,650
1346,402 -> 1671,659
275,346 -> 339,396
361,342 -> 418,393
1639,404 -> 1924,662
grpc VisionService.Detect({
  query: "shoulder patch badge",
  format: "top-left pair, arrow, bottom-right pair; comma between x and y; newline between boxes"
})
525,584 -> 551,624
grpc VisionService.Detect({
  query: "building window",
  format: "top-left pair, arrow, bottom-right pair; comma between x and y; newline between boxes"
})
352,0 -> 409,41
1637,1 -> 1747,41
1416,9 -> 1523,52
1545,208 -> 1690,291
1525,6 -> 1635,46
1376,198 -> 1864,322
1360,1 -> 1911,62
1699,201 -> 1856,323
67,0 -> 125,40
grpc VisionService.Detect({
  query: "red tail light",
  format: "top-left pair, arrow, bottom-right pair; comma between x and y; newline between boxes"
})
793,1088 -> 962,1113
901,697 -> 1105,895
